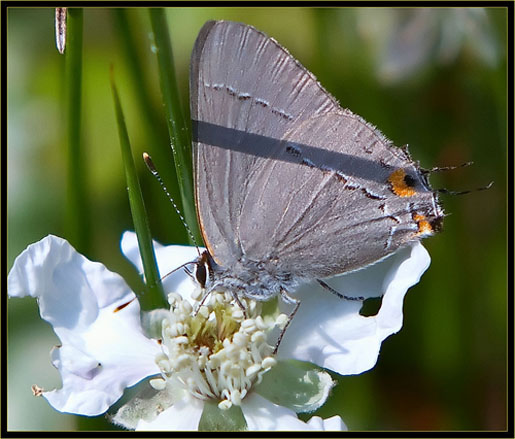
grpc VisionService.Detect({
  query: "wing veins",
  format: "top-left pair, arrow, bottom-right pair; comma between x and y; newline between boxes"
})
273,172 -> 335,250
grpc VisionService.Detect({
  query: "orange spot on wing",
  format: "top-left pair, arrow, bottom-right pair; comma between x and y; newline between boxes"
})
413,214 -> 434,235
388,169 -> 416,197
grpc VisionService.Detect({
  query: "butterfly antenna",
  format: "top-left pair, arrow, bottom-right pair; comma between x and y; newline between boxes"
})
436,181 -> 493,196
420,161 -> 493,195
421,161 -> 474,174
143,152 -> 201,256
161,260 -> 198,281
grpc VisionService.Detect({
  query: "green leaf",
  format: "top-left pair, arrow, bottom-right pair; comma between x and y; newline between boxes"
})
111,9 -> 187,244
254,359 -> 334,413
198,400 -> 247,432
110,71 -> 166,310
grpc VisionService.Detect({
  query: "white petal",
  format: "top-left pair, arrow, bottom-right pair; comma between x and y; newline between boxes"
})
278,242 -> 430,375
121,231 -> 200,302
136,396 -> 204,430
8,235 -> 161,416
306,415 -> 348,431
241,393 -> 321,431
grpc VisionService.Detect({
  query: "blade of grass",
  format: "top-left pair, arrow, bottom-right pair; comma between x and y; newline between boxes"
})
111,68 -> 166,310
148,8 -> 202,245
111,9 -> 188,244
64,8 -> 91,255
64,11 -> 122,432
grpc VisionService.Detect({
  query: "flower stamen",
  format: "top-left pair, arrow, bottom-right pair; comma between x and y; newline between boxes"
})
155,291 -> 284,409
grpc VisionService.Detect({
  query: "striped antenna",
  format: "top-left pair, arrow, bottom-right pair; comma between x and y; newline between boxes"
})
436,181 -> 493,196
143,152 -> 201,255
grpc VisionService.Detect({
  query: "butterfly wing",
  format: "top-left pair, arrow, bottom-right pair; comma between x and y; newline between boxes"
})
191,20 -> 340,266
237,110 -> 441,278
190,20 -> 442,277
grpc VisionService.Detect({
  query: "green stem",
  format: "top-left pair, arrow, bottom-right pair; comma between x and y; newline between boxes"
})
65,8 -> 91,255
148,8 -> 202,245
111,9 -> 188,243
111,70 -> 167,310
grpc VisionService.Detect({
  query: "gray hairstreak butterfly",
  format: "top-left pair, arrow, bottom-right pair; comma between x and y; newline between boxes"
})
189,20 -> 444,321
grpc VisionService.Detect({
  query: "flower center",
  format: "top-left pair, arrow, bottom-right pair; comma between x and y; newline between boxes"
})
150,290 -> 288,410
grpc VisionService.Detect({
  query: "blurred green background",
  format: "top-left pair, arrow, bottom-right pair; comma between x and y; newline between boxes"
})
7,7 -> 507,431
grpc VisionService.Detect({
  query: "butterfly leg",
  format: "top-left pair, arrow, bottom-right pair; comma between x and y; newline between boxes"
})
231,291 -> 248,319
194,289 -> 213,316
194,289 -> 248,319
317,279 -> 365,301
273,290 -> 301,354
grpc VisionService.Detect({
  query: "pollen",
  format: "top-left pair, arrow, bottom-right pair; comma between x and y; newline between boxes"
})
152,291 -> 286,410
388,169 -> 417,197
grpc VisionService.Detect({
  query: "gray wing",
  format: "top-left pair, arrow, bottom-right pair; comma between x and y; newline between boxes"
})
237,111 -> 439,278
190,21 -> 439,277
190,20 -> 340,265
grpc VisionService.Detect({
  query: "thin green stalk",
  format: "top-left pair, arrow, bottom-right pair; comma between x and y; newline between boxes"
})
111,70 -> 166,310
148,8 -> 202,245
111,9 -> 188,243
64,8 -> 91,255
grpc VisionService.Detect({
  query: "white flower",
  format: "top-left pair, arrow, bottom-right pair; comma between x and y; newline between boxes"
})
7,235 -> 161,416
121,232 -> 430,378
135,394 -> 345,431
355,8 -> 501,84
8,232 -> 430,430
276,237 -> 430,375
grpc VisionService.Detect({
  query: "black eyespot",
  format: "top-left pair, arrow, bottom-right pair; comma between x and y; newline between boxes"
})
404,174 -> 416,187
430,216 -> 444,233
